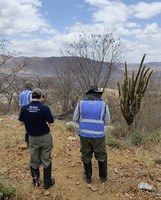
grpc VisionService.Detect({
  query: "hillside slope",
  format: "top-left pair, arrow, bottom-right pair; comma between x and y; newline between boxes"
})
1,55 -> 161,77
0,115 -> 161,199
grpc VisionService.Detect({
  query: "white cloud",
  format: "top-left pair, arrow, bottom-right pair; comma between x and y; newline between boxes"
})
82,0 -> 161,62
85,0 -> 108,6
123,22 -> 161,63
132,2 -> 161,19
0,0 -> 56,35
1,0 -> 161,62
85,0 -> 130,28
68,22 -> 110,35
11,33 -> 76,57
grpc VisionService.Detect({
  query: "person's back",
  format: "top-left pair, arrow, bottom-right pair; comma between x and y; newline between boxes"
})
78,99 -> 107,138
73,85 -> 110,184
19,89 -> 32,106
19,81 -> 33,107
21,101 -> 53,136
19,88 -> 55,189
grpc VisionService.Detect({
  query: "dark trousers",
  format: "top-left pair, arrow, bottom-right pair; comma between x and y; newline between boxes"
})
79,136 -> 107,163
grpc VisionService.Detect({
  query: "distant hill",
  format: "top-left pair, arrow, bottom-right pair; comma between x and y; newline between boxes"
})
0,55 -> 160,78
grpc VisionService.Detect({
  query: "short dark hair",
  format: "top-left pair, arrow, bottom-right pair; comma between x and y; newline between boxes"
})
32,93 -> 41,99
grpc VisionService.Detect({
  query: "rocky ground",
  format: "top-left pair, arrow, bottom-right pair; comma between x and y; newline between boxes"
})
0,115 -> 161,200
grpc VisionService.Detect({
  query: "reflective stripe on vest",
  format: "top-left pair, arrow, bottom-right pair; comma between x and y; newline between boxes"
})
79,100 -> 106,136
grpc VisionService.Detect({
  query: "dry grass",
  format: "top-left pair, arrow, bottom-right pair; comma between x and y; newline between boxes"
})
0,115 -> 161,199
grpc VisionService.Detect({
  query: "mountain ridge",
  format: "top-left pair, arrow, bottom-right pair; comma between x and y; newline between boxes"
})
0,55 -> 161,77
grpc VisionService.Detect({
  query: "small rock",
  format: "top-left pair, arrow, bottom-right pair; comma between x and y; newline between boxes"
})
44,191 -> 50,196
138,182 -> 153,191
76,181 -> 80,185
67,136 -> 77,141
66,175 -> 73,179
91,186 -> 98,192
18,144 -> 28,150
9,114 -> 18,120
114,168 -> 119,174
86,184 -> 92,188
157,178 -> 161,182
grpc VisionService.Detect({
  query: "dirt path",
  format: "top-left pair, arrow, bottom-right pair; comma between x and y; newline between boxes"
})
0,115 -> 161,200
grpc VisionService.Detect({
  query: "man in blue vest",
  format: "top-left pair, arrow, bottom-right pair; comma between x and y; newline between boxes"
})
73,86 -> 110,184
19,81 -> 33,147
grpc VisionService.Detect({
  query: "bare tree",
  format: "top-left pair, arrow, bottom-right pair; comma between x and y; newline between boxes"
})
0,38 -> 29,112
63,32 -> 124,93
53,63 -> 78,113
0,37 -> 22,94
0,37 -> 14,67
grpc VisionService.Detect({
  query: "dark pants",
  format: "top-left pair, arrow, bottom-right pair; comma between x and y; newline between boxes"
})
79,136 -> 107,163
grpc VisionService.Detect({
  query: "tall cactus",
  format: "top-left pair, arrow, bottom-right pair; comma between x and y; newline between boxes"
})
117,54 -> 154,126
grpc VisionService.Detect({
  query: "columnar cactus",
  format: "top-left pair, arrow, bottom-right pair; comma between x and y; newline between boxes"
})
117,54 -> 154,125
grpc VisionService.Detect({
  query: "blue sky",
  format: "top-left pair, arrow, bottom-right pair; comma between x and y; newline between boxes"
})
0,0 -> 161,63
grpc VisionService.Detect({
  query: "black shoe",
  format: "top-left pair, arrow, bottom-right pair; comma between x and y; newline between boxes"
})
84,174 -> 91,184
43,164 -> 55,189
83,162 -> 92,184
30,166 -> 40,187
32,178 -> 41,187
100,177 -> 107,183
44,178 -> 55,189
98,159 -> 107,183
85,178 -> 91,184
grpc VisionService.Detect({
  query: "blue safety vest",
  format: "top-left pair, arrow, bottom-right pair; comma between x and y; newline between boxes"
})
78,100 -> 106,138
19,90 -> 32,107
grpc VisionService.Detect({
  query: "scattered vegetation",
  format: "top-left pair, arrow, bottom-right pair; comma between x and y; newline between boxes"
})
0,180 -> 16,199
66,124 -> 76,132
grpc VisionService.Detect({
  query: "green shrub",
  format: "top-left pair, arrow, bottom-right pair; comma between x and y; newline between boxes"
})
106,131 -> 126,149
66,124 -> 75,132
106,137 -> 122,148
145,129 -> 161,145
108,123 -> 127,138
0,181 -> 16,199
128,130 -> 143,146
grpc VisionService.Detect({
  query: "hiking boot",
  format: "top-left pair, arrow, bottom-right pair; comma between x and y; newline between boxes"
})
100,177 -> 107,183
84,176 -> 91,184
30,166 -> 40,187
43,163 -> 55,189
98,158 -> 107,183
43,178 -> 55,189
32,178 -> 41,187
83,162 -> 92,184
